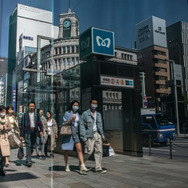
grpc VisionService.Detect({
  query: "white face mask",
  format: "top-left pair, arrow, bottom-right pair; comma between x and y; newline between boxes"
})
72,106 -> 79,112
91,104 -> 97,110
0,113 -> 5,117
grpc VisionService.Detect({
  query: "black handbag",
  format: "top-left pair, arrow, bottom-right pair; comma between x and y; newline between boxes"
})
17,147 -> 24,160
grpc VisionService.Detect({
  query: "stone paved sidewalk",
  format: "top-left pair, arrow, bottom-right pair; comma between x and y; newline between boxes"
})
0,149 -> 188,188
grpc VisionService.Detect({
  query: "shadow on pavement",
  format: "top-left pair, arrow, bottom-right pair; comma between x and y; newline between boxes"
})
48,165 -> 93,175
0,172 -> 38,182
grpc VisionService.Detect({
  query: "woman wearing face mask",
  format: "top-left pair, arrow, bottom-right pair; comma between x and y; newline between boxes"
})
62,100 -> 89,174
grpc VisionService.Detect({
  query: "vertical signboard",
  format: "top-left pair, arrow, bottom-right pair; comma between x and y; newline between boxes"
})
12,84 -> 16,112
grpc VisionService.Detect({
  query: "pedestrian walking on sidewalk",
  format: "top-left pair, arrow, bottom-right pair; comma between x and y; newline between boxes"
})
45,111 -> 58,159
36,109 -> 47,160
6,105 -> 22,167
20,101 -> 43,167
80,99 -> 107,174
62,100 -> 89,173
0,105 -> 12,176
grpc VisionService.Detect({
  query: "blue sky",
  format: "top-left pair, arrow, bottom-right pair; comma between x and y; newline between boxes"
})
1,0 -> 188,57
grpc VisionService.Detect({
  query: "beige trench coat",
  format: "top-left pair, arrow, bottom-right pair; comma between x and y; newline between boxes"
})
46,119 -> 58,151
0,116 -> 12,156
7,115 -> 22,148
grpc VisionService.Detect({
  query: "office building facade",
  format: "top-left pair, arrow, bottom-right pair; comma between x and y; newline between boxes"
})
167,21 -> 188,95
136,16 -> 171,111
7,4 -> 58,106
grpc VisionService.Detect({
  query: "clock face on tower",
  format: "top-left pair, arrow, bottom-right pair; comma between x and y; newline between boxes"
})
63,20 -> 71,28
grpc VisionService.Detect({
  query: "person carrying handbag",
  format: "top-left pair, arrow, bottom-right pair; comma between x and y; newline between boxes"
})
6,105 -> 22,166
0,105 -> 12,176
61,100 -> 89,174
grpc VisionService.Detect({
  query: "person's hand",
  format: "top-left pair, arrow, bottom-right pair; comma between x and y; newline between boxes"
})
4,126 -> 8,131
84,122 -> 87,127
56,135 -> 58,139
20,137 -> 24,141
102,137 -> 105,141
46,129 -> 49,132
40,132 -> 43,137
71,115 -> 76,121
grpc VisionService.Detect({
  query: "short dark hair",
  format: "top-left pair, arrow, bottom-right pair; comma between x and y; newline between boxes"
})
0,105 -> 6,112
28,101 -> 35,106
90,99 -> 98,103
6,105 -> 14,114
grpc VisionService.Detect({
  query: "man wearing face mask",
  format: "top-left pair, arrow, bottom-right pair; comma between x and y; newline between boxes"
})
80,100 -> 107,174
20,101 -> 43,167
0,105 -> 12,176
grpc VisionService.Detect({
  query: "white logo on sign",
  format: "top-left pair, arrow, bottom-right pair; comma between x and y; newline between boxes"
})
96,36 -> 111,48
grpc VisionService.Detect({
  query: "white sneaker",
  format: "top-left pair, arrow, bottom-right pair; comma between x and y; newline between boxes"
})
65,164 -> 70,172
95,169 -> 107,174
80,163 -> 89,173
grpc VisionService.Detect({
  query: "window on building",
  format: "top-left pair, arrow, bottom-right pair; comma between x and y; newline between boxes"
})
155,76 -> 167,80
156,84 -> 167,89
152,50 -> 166,56
71,46 -> 74,53
63,47 -> 66,54
59,59 -> 61,69
155,67 -> 167,72
72,57 -> 75,65
63,58 -> 66,68
67,58 -> 70,66
55,48 -> 58,55
46,52 -> 50,58
59,47 -> 61,54
76,57 -> 79,64
67,46 -> 70,53
55,59 -> 57,69
76,46 -> 79,53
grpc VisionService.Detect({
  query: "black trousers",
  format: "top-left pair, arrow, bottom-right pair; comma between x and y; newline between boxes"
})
45,135 -> 52,155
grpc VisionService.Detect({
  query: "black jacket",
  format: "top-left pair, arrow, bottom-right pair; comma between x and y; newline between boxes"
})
20,112 -> 43,137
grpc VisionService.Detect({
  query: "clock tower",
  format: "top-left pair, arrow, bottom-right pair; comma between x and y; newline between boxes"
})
58,8 -> 79,39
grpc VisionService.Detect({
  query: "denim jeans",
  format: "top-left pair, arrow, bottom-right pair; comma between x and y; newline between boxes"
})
36,136 -> 44,155
25,130 -> 36,162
